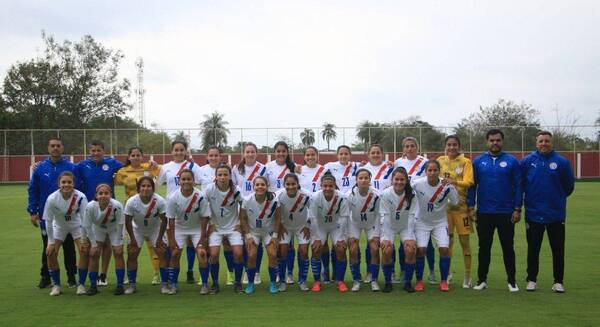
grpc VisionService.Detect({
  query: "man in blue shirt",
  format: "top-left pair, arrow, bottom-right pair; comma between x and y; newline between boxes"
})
467,129 -> 522,292
75,140 -> 123,288
27,137 -> 78,288
521,131 -> 575,293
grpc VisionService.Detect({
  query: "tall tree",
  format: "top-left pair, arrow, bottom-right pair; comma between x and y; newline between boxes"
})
321,123 -> 337,151
199,111 -> 230,151
356,121 -> 386,151
300,128 -> 315,147
172,130 -> 191,144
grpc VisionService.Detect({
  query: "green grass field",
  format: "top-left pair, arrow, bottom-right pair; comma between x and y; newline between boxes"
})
1,183 -> 598,326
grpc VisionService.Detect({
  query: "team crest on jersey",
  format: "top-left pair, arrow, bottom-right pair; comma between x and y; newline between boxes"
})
549,162 -> 558,170
499,161 -> 507,168
102,164 -> 109,171
454,167 -> 463,174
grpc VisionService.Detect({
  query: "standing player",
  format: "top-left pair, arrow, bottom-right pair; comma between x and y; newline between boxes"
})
308,173 -> 349,293
204,163 -> 245,293
123,177 -> 169,295
166,169 -> 211,295
198,146 -> 222,190
380,167 -> 418,293
413,161 -> 458,292
43,171 -> 88,296
437,135 -> 474,288
324,145 -> 358,195
298,146 -> 326,193
346,169 -> 382,292
28,137 -> 78,289
277,173 -> 311,291
82,184 -> 125,295
240,176 -> 282,294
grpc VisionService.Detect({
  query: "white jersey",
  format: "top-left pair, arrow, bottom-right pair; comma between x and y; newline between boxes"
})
345,187 -> 381,228
363,162 -> 394,191
232,162 -> 267,197
157,160 -> 203,196
124,193 -> 167,232
298,164 -> 326,193
394,155 -> 428,185
204,183 -> 242,231
242,193 -> 279,234
166,188 -> 211,234
265,160 -> 292,192
276,189 -> 311,231
43,189 -> 88,243
309,190 -> 349,229
198,164 -> 217,191
324,161 -> 358,194
412,178 -> 458,225
83,199 -> 124,244
380,187 -> 417,231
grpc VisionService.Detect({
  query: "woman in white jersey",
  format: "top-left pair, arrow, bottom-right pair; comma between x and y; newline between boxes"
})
276,173 -> 311,292
324,145 -> 358,195
166,169 -> 211,295
43,171 -> 88,296
298,146 -> 326,193
346,168 -> 381,292
204,163 -> 245,294
308,172 -> 349,293
123,177 -> 169,295
380,167 -> 417,293
412,160 -> 458,292
83,184 -> 125,296
240,176 -> 282,294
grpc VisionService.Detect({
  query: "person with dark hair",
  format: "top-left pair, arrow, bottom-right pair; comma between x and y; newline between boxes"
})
27,138 -> 78,289
324,145 -> 358,194
198,146 -> 223,190
265,141 -> 296,192
468,129 -> 522,292
521,131 -> 574,293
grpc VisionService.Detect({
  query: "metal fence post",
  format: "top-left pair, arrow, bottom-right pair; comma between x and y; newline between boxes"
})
393,124 -> 397,159
136,129 -> 140,146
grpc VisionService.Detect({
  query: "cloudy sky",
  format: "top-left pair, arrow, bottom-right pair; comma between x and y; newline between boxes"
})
1,1 -> 598,143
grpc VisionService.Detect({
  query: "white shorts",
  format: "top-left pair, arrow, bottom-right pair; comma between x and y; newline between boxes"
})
347,221 -> 381,241
174,231 -> 202,249
50,223 -> 82,244
381,219 -> 415,243
92,225 -> 124,246
246,231 -> 274,246
414,221 -> 449,248
280,227 -> 310,245
209,230 -> 243,247
310,220 -> 347,245
130,227 -> 161,248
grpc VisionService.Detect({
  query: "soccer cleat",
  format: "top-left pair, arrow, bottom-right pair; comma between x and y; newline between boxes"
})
76,284 -> 87,295
86,287 -> 98,296
168,286 -> 178,295
415,281 -> 425,292
351,280 -> 361,292
161,286 -> 171,294
50,285 -> 61,296
152,274 -> 160,286
336,281 -> 347,293
114,286 -> 125,295
526,281 -> 537,292
473,281 -> 488,291
38,276 -> 51,289
210,283 -> 220,294
200,284 -> 209,295
245,283 -> 256,295
371,281 -> 381,292
286,274 -> 294,285
125,285 -> 136,295
226,271 -> 234,286
279,282 -> 287,292
403,283 -> 416,293
428,272 -> 438,285
462,276 -> 472,289
392,271 -> 405,284
508,283 -> 519,292
363,272 -> 372,284
254,273 -> 262,285
234,282 -> 244,294
552,283 -> 565,293
439,281 -> 449,292
311,281 -> 321,293
242,271 -> 249,284
322,273 -> 331,285
186,271 -> 195,284
269,282 -> 279,294
382,283 -> 392,293
67,277 -> 77,288
97,274 -> 108,287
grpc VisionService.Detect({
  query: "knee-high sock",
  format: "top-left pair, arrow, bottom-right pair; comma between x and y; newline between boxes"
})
169,267 -> 180,287
210,263 -> 220,284
331,249 -> 337,274
369,263 -> 380,281
256,243 -> 264,273
224,250 -> 234,273
89,271 -> 99,288
278,257 -> 287,281
126,269 -> 137,286
416,256 -> 425,281
286,246 -> 295,275
115,268 -> 125,287
159,267 -> 168,285
298,257 -> 309,283
335,259 -> 347,282
268,266 -> 278,283
234,262 -> 243,283
78,268 -> 87,286
247,267 -> 257,284
351,262 -> 361,281
199,266 -> 209,285
365,246 -> 371,275
440,256 -> 451,282
426,240 -> 435,273
383,263 -> 393,283
404,263 -> 415,285
311,258 -> 322,281
321,251 -> 330,277
186,246 -> 195,273
50,269 -> 61,286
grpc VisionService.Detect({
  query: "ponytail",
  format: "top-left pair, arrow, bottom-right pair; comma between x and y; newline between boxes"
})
274,141 -> 296,172
238,142 -> 258,175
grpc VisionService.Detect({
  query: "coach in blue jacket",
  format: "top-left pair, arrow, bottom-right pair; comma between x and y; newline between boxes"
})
521,131 -> 575,293
467,129 -> 522,292
27,137 -> 78,288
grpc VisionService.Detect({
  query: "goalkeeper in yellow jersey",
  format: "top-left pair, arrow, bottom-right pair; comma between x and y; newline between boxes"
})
114,146 -> 161,284
437,135 -> 474,288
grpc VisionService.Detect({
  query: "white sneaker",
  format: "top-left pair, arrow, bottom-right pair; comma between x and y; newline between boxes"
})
552,283 -> 565,293
50,285 -> 61,296
168,286 -> 178,295
363,272 -> 372,284
279,282 -> 287,292
462,276 -> 472,289
125,285 -> 136,295
254,274 -> 262,285
97,278 -> 108,287
286,274 -> 294,285
352,280 -> 361,292
161,286 -> 170,294
242,271 -> 249,284
371,281 -> 381,292
76,284 -> 87,295
428,273 -> 438,284
508,283 -> 519,292
526,281 -> 537,292
473,281 -> 488,291
298,282 -> 309,292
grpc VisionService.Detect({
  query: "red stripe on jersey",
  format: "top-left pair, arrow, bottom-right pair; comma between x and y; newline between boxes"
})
220,188 -> 234,207
277,166 -> 289,179
258,200 -> 271,219
374,165 -> 388,180
144,198 -> 158,221
312,166 -> 325,182
290,194 -> 305,213
342,164 -> 353,177
360,193 -> 374,214
100,205 -> 113,225
396,195 -> 406,212
184,193 -> 199,214
175,160 -> 190,177
326,195 -> 339,216
247,164 -> 262,181
428,185 -> 445,204
65,194 -> 78,216
407,158 -> 423,175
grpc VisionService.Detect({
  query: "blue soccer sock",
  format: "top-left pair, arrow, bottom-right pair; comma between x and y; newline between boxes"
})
49,269 -> 61,286
311,258 -> 322,281
186,246 -> 195,273
78,268 -> 88,286
268,266 -> 278,283
398,243 -> 407,273
369,263 -> 380,282
169,267 -> 180,287
321,251 -> 330,278
383,263 -> 393,283
89,271 -> 99,288
199,267 -> 209,285
416,256 -> 425,281
331,249 -> 337,272
404,263 -> 415,285
350,262 -> 361,281
298,258 -> 309,283
224,251 -> 234,273
256,243 -> 264,273
427,241 -> 435,274
234,262 -> 243,283
247,267 -> 257,284
365,247 -> 371,275
335,259 -> 347,282
159,267 -> 168,285
286,246 -> 296,275
440,256 -> 451,282
242,246 -> 249,269
278,258 -> 287,282
210,263 -> 220,284
126,269 -> 137,286
115,268 -> 125,287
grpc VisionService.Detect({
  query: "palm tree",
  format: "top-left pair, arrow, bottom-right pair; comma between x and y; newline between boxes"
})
172,130 -> 190,144
199,111 -> 230,151
356,120 -> 385,150
300,128 -> 315,147
321,123 -> 337,151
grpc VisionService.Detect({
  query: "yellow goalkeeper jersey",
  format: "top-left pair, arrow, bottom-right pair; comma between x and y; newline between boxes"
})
437,154 -> 474,212
114,162 -> 161,201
